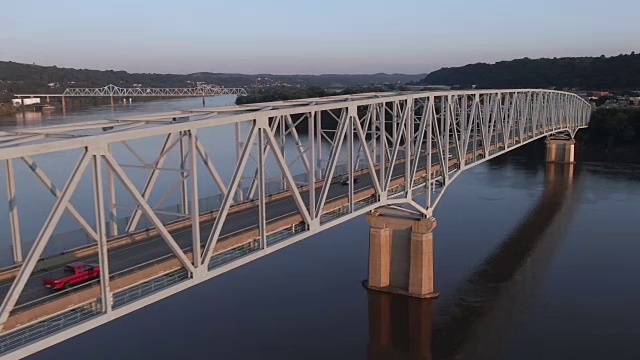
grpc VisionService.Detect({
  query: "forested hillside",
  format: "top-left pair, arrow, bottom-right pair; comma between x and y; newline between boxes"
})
417,52 -> 640,89
0,61 -> 424,102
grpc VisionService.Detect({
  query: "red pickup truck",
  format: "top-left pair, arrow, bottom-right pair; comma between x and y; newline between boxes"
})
43,262 -> 100,290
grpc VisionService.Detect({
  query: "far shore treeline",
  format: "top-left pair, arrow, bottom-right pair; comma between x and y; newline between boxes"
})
3,53 -> 640,163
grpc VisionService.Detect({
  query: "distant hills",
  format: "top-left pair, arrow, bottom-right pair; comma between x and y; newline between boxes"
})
416,52 -> 640,90
0,60 -> 425,101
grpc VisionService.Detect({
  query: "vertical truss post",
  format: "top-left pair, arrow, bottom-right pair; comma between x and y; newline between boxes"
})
405,98 -> 413,200
426,96 -> 434,211
371,104 -> 378,165
188,130 -> 201,270
107,144 -> 118,237
308,111 -> 316,224
392,102 -> 398,146
4,159 -> 22,263
347,108 -> 354,213
461,95 -> 468,155
444,95 -> 451,177
316,110 -> 323,179
235,122 -> 244,202
179,131 -> 189,215
279,115 -> 287,191
92,152 -> 111,313
257,126 -> 267,248
379,104 -> 386,196
473,95 -> 479,163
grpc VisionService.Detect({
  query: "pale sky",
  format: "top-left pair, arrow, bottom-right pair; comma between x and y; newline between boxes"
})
1,0 -> 638,75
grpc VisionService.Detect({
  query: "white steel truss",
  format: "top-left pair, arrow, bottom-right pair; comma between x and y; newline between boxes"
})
14,84 -> 248,98
0,90 -> 590,359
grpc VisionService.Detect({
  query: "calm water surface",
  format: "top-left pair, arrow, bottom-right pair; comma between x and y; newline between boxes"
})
7,101 -> 640,360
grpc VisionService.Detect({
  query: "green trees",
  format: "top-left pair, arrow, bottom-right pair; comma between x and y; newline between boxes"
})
235,86 -> 387,105
577,108 -> 640,162
418,52 -> 640,90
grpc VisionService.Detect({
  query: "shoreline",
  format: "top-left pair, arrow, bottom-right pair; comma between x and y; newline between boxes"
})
0,94 -> 225,117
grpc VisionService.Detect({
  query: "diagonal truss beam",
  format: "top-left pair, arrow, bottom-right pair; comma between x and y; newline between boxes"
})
104,153 -> 195,273
315,109 -> 348,218
21,156 -> 99,242
194,136 -> 228,196
352,107 -> 382,196
201,123 -> 258,267
0,151 -> 91,329
126,133 -> 176,232
263,125 -> 312,225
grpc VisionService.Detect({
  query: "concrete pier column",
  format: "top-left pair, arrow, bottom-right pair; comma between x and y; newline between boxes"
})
368,222 -> 391,288
545,138 -> 575,163
409,217 -> 437,297
366,211 -> 438,298
61,96 -> 66,113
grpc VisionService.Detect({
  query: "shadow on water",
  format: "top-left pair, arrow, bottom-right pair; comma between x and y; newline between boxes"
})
366,162 -> 582,360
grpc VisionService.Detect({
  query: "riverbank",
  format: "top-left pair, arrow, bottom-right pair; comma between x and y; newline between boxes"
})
0,103 -> 17,116
576,107 -> 640,163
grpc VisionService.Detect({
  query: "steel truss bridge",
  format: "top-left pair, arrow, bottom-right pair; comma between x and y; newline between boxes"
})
0,89 -> 590,358
13,84 -> 248,98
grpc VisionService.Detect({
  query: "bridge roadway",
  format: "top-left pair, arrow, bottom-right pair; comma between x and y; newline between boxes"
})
0,145 -> 455,314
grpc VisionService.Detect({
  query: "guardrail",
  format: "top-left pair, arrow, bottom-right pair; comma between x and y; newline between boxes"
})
0,305 -> 99,355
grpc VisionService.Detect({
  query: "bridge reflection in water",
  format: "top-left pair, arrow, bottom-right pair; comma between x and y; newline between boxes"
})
366,163 -> 579,360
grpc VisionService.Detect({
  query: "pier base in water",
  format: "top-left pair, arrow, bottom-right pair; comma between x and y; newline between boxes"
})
546,138 -> 575,163
366,212 -> 439,299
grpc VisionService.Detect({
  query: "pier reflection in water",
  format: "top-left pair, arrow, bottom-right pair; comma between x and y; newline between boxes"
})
367,163 -> 579,360
368,291 -> 434,360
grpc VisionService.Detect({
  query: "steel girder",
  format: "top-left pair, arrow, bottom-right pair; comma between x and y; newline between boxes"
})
59,84 -> 248,97
0,90 -> 590,359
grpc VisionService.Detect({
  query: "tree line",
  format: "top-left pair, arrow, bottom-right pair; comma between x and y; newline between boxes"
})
235,86 -> 389,105
577,108 -> 640,162
416,52 -> 640,90
0,60 -> 423,103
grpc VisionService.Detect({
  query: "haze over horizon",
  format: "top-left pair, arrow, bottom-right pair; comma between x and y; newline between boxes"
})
2,0 -> 638,75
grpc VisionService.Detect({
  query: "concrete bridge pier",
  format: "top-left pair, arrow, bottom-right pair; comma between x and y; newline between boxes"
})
366,211 -> 439,298
545,138 -> 575,163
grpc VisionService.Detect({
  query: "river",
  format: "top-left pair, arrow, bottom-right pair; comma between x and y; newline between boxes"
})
3,99 -> 640,359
